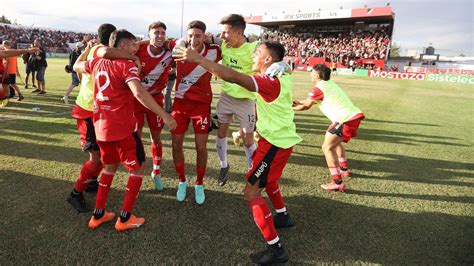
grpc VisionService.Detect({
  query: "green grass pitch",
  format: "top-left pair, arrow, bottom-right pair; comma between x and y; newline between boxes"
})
1,58 -> 472,264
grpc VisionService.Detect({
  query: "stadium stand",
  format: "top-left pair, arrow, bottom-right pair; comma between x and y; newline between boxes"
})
247,6 -> 395,70
264,27 -> 390,68
0,23 -> 96,53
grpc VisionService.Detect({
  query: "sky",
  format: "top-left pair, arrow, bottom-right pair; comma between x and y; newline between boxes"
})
2,0 -> 473,56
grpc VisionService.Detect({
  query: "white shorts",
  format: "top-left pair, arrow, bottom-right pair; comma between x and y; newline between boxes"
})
216,93 -> 256,133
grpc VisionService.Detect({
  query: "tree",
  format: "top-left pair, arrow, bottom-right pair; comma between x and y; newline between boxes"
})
0,15 -> 12,24
389,42 -> 401,58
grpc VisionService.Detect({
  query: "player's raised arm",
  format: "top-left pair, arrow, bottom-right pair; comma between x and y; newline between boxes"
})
173,46 -> 256,92
292,98 -> 315,111
96,46 -> 139,61
96,46 -> 141,73
0,47 -> 38,58
73,41 -> 93,73
127,79 -> 177,131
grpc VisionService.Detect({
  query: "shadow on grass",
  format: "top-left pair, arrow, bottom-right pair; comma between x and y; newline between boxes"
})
0,137 -> 81,164
356,128 -> 468,147
346,189 -> 474,204
293,114 -> 464,147
363,118 -> 441,127
0,130 -> 60,142
1,170 -> 471,264
352,150 -> 474,186
0,118 -> 75,134
2,98 -> 72,115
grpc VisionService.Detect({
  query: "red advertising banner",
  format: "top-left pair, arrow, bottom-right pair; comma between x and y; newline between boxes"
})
356,59 -> 385,68
351,7 -> 393,18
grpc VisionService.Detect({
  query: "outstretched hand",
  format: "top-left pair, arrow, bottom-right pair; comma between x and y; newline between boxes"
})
163,115 -> 177,131
266,61 -> 292,77
292,99 -> 313,111
292,100 -> 302,107
292,100 -> 305,111
26,47 -> 40,54
172,46 -> 202,64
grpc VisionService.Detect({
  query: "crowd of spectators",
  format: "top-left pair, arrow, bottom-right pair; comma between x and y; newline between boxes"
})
263,27 -> 391,67
0,23 -> 391,69
0,24 -> 95,53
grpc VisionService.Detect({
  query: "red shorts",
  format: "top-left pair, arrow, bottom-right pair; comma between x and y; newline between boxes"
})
327,116 -> 364,143
97,132 -> 146,171
134,94 -> 164,132
0,82 -> 7,99
246,137 -> 293,188
171,99 -> 211,135
71,105 -> 98,152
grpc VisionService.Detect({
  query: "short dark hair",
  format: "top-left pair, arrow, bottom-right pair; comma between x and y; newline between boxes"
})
109,29 -> 136,48
148,21 -> 167,31
261,41 -> 286,62
219,14 -> 246,32
98,23 -> 117,45
312,64 -> 331,81
187,20 -> 206,32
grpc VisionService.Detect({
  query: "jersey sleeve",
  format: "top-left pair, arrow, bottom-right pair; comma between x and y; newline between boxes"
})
138,43 -> 148,54
84,57 -> 99,74
251,74 -> 281,102
168,38 -> 176,51
122,61 -> 140,83
308,87 -> 324,101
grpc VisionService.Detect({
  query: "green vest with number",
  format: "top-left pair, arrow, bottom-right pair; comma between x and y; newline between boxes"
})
256,74 -> 302,149
220,41 -> 258,100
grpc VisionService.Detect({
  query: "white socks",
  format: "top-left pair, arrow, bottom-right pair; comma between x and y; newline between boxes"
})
245,143 -> 257,169
216,137 -> 228,168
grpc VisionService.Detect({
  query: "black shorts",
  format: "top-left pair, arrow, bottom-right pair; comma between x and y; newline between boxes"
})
77,117 -> 100,152
26,65 -> 37,74
2,74 -> 16,84
332,68 -> 337,72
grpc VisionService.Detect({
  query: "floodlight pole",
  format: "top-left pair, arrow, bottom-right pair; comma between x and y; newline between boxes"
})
180,0 -> 184,37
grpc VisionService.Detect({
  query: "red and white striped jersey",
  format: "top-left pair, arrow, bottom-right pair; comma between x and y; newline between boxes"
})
137,43 -> 173,95
175,43 -> 221,104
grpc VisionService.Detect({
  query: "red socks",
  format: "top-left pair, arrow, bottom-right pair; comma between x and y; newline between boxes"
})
94,171 -> 143,215
74,160 -> 103,192
151,141 -> 162,175
338,157 -> 348,168
175,160 -> 186,182
248,197 -> 278,242
122,174 -> 143,213
175,161 -> 206,185
196,165 -> 206,185
95,171 -> 114,210
329,166 -> 342,181
265,182 -> 285,210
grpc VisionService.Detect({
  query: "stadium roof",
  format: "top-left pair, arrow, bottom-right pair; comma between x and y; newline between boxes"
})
245,6 -> 394,27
